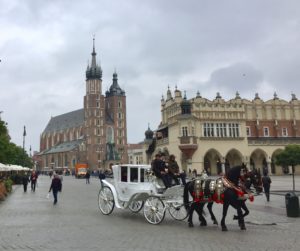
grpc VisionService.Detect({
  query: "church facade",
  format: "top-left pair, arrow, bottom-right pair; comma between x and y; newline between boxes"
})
145,87 -> 300,175
38,40 -> 128,171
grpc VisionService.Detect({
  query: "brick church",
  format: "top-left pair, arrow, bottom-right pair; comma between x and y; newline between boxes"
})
38,39 -> 128,171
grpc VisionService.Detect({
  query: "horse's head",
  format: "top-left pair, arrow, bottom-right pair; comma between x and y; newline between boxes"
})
242,170 -> 263,194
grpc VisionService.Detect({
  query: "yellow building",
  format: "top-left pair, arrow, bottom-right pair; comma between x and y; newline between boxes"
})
150,87 -> 300,175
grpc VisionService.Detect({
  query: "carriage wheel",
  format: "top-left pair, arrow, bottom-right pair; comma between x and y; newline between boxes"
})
98,186 -> 115,215
143,196 -> 165,224
168,202 -> 188,221
129,201 -> 144,213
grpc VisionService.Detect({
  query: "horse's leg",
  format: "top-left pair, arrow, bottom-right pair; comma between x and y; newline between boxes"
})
195,203 -> 207,226
236,201 -> 246,230
188,202 -> 196,227
207,202 -> 218,225
221,202 -> 229,231
233,200 -> 249,220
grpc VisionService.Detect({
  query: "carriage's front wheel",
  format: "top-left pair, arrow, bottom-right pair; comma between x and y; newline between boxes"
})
98,186 -> 115,215
129,201 -> 144,213
143,196 -> 165,224
168,202 -> 188,221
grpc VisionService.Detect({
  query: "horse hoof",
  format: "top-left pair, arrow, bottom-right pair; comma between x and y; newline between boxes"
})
240,225 -> 246,230
200,222 -> 207,226
188,222 -> 194,228
213,220 -> 218,225
221,226 -> 228,231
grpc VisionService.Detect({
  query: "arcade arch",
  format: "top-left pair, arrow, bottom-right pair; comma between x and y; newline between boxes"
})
225,149 -> 243,173
249,148 -> 268,172
203,149 -> 222,175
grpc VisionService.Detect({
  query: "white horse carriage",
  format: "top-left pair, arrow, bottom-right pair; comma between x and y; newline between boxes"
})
98,164 -> 188,224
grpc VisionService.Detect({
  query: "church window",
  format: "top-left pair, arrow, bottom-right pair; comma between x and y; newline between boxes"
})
118,101 -> 122,108
96,101 -> 99,107
107,127 -> 114,143
118,112 -> 122,119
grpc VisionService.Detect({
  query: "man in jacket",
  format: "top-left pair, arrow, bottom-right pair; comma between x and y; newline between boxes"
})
167,154 -> 186,185
151,153 -> 171,188
262,173 -> 272,201
49,174 -> 62,205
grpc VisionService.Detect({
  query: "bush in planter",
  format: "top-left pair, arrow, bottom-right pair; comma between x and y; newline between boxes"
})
4,178 -> 13,193
0,182 -> 6,200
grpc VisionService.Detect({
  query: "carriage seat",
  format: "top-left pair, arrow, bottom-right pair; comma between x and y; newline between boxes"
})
153,177 -> 166,193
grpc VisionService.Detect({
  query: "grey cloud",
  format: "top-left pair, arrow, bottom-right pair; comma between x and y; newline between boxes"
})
1,0 -> 300,152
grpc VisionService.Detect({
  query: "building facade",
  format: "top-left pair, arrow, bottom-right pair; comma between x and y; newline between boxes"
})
149,87 -> 300,175
39,40 -> 128,172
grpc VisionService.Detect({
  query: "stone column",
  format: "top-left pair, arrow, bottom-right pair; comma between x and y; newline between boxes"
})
221,162 -> 225,175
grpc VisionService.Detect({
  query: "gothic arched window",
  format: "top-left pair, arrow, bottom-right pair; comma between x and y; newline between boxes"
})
107,126 -> 114,143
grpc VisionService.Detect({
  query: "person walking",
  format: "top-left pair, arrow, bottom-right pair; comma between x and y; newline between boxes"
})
30,171 -> 38,192
262,173 -> 272,202
22,173 -> 30,192
49,174 -> 62,205
85,171 -> 90,184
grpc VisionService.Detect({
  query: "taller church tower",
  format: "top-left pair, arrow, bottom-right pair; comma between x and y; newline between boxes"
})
84,39 -> 128,169
84,38 -> 105,169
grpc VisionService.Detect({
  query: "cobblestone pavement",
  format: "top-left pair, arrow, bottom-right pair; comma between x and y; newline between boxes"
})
0,175 -> 299,251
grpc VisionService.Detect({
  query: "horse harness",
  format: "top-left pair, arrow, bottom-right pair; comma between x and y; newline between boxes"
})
191,176 -> 253,204
191,177 -> 224,203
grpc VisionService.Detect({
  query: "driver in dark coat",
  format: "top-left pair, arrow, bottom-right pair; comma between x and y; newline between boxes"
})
151,153 -> 171,188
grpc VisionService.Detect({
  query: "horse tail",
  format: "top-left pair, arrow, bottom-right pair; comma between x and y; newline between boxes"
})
183,181 -> 191,210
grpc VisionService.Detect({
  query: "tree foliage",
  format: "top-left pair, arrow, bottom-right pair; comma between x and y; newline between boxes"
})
0,120 -> 33,168
275,144 -> 300,167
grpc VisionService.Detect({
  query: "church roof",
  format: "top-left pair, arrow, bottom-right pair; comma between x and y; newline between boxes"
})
43,109 -> 84,134
43,139 -> 84,154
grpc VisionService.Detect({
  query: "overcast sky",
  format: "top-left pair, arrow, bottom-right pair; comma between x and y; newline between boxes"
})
1,0 -> 300,154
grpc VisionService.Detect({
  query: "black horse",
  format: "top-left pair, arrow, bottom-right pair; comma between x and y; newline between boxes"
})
183,165 -> 262,231
183,177 -> 218,227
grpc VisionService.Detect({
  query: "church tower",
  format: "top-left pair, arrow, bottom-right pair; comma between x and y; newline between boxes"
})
105,71 -> 128,164
84,38 -> 105,169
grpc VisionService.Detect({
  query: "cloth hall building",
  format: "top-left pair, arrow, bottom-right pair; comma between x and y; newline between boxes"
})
38,41 -> 128,171
144,88 -> 300,175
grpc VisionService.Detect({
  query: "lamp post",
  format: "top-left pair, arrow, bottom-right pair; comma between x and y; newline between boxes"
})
22,126 -> 26,167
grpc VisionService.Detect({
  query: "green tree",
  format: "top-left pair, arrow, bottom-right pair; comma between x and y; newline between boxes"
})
0,120 -> 33,168
275,144 -> 300,191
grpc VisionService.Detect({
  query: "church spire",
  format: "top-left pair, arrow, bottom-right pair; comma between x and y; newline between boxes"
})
86,36 -> 102,80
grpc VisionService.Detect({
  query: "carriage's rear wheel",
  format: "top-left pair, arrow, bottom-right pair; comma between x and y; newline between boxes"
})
143,196 -> 165,224
98,186 -> 115,215
168,202 -> 188,221
129,201 -> 144,213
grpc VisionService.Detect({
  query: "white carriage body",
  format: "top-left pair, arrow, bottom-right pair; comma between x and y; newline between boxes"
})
98,164 -> 188,224
101,164 -> 155,208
